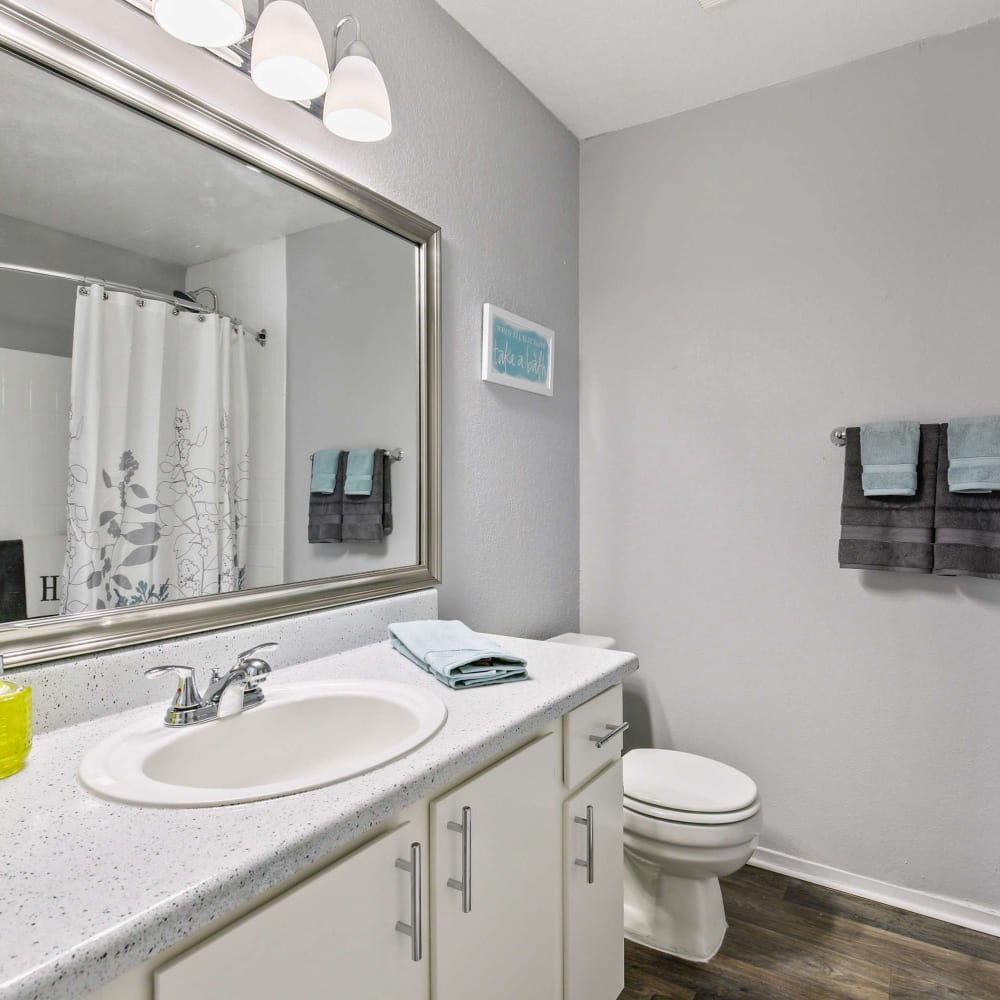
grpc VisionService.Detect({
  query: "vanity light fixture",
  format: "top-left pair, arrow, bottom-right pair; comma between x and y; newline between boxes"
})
144,0 -> 391,141
250,0 -> 330,101
323,15 -> 392,142
152,0 -> 247,48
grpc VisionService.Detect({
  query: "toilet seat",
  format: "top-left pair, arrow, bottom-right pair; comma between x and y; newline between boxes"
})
624,795 -> 761,826
623,801 -> 761,850
624,748 -> 758,816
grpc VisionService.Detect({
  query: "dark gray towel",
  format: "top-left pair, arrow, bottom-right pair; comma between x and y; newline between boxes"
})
934,425 -> 1000,579
0,539 -> 27,622
838,425 -> 938,573
342,449 -> 393,542
308,451 -> 347,543
309,450 -> 393,543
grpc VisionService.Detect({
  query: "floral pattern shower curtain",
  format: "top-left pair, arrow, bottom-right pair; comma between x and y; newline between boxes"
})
61,285 -> 250,614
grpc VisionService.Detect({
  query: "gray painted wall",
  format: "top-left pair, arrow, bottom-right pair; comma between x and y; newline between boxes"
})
0,212 -> 185,357
33,0 -> 581,638
284,218 -> 419,580
580,23 -> 1000,911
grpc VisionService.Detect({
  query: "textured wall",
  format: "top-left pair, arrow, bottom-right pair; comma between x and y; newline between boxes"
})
580,23 -> 1000,911
28,0 -> 581,639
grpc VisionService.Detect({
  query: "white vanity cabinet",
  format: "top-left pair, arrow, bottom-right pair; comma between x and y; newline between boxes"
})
102,686 -> 628,1000
564,761 -> 625,1000
561,684 -> 627,1000
429,733 -> 562,1000
154,812 -> 430,1000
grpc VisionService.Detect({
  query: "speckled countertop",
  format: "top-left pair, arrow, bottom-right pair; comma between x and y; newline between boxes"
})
0,636 -> 637,1000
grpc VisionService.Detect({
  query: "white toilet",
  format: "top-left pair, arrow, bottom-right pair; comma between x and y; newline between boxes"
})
622,748 -> 761,961
549,633 -> 762,963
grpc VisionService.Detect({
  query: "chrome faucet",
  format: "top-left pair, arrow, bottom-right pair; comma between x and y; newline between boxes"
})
145,642 -> 278,727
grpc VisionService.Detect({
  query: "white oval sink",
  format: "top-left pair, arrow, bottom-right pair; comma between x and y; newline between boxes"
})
79,680 -> 447,808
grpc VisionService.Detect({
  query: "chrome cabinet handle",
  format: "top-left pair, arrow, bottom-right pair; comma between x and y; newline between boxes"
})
589,721 -> 629,749
574,805 -> 595,884
446,806 -> 472,913
395,843 -> 422,962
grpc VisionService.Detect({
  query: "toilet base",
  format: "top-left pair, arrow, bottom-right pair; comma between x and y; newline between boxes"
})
624,862 -> 729,962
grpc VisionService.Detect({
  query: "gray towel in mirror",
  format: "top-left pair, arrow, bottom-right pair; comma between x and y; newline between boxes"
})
838,425 -> 938,573
934,425 -> 1000,579
309,449 -> 393,543
308,450 -> 347,543
342,449 -> 393,542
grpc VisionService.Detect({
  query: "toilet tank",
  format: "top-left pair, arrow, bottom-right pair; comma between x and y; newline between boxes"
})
547,632 -> 617,649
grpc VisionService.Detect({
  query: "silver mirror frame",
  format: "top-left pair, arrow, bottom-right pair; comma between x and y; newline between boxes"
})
0,2 -> 441,669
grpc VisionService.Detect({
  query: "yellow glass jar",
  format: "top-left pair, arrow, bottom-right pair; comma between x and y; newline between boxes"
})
0,679 -> 32,779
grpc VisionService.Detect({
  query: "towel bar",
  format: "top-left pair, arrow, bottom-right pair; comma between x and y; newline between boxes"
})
309,448 -> 404,461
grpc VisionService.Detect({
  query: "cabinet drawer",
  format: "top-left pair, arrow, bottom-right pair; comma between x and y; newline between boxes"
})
563,685 -> 624,790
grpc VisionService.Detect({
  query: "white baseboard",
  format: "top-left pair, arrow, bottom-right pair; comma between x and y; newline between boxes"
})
749,847 -> 1000,938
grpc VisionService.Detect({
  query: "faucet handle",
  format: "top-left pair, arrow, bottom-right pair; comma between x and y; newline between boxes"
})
237,642 -> 278,669
144,665 -> 203,712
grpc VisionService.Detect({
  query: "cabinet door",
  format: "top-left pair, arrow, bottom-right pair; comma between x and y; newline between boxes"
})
564,760 -> 624,1000
431,733 -> 562,1000
155,814 -> 429,1000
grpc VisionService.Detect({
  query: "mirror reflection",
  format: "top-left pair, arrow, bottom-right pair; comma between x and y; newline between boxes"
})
0,50 -> 420,624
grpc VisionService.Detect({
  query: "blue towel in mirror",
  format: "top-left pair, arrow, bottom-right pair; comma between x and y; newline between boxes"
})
345,448 -> 376,496
388,620 -> 528,689
310,449 -> 340,494
947,416 -> 1000,493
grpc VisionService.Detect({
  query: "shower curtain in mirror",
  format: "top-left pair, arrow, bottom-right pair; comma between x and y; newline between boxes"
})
61,285 -> 249,614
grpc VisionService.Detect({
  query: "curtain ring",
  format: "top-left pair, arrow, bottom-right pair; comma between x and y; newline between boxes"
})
136,299 -> 145,308
172,307 -> 180,316
77,287 -> 89,297
103,291 -> 109,300
198,314 -> 206,323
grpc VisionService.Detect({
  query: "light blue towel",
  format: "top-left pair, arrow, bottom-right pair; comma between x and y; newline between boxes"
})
860,421 -> 920,496
345,448 -> 376,496
948,416 -> 1000,493
388,620 -> 528,689
310,449 -> 340,494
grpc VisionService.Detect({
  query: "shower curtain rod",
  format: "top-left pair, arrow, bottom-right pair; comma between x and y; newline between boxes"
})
0,260 -> 267,346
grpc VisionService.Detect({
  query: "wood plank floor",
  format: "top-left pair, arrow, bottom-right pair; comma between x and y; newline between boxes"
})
623,866 -> 1000,1000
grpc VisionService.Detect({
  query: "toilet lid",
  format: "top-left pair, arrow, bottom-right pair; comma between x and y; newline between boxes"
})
624,796 -> 761,826
623,749 -> 758,814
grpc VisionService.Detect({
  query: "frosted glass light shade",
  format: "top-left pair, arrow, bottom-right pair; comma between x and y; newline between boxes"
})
153,0 -> 246,47
323,50 -> 392,142
251,1 -> 330,101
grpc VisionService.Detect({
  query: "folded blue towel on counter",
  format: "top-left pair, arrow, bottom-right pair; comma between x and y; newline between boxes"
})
388,620 -> 528,689
947,416 -> 1000,493
860,421 -> 920,496
345,448 -> 376,496
310,449 -> 340,494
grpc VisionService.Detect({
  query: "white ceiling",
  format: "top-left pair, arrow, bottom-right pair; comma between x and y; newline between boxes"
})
0,50 -> 346,266
433,0 -> 1000,139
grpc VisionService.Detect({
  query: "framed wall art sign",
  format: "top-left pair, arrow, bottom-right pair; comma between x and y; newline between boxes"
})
481,304 -> 554,397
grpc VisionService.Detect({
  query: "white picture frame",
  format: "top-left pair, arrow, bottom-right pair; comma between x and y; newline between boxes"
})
481,304 -> 554,397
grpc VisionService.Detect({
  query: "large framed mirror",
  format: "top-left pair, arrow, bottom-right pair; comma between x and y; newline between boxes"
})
0,4 -> 441,669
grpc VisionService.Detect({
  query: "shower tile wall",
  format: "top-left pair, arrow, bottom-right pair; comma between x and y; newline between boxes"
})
0,346 -> 70,614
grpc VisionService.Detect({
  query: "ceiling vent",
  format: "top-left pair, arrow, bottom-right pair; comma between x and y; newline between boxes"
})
697,0 -> 732,8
